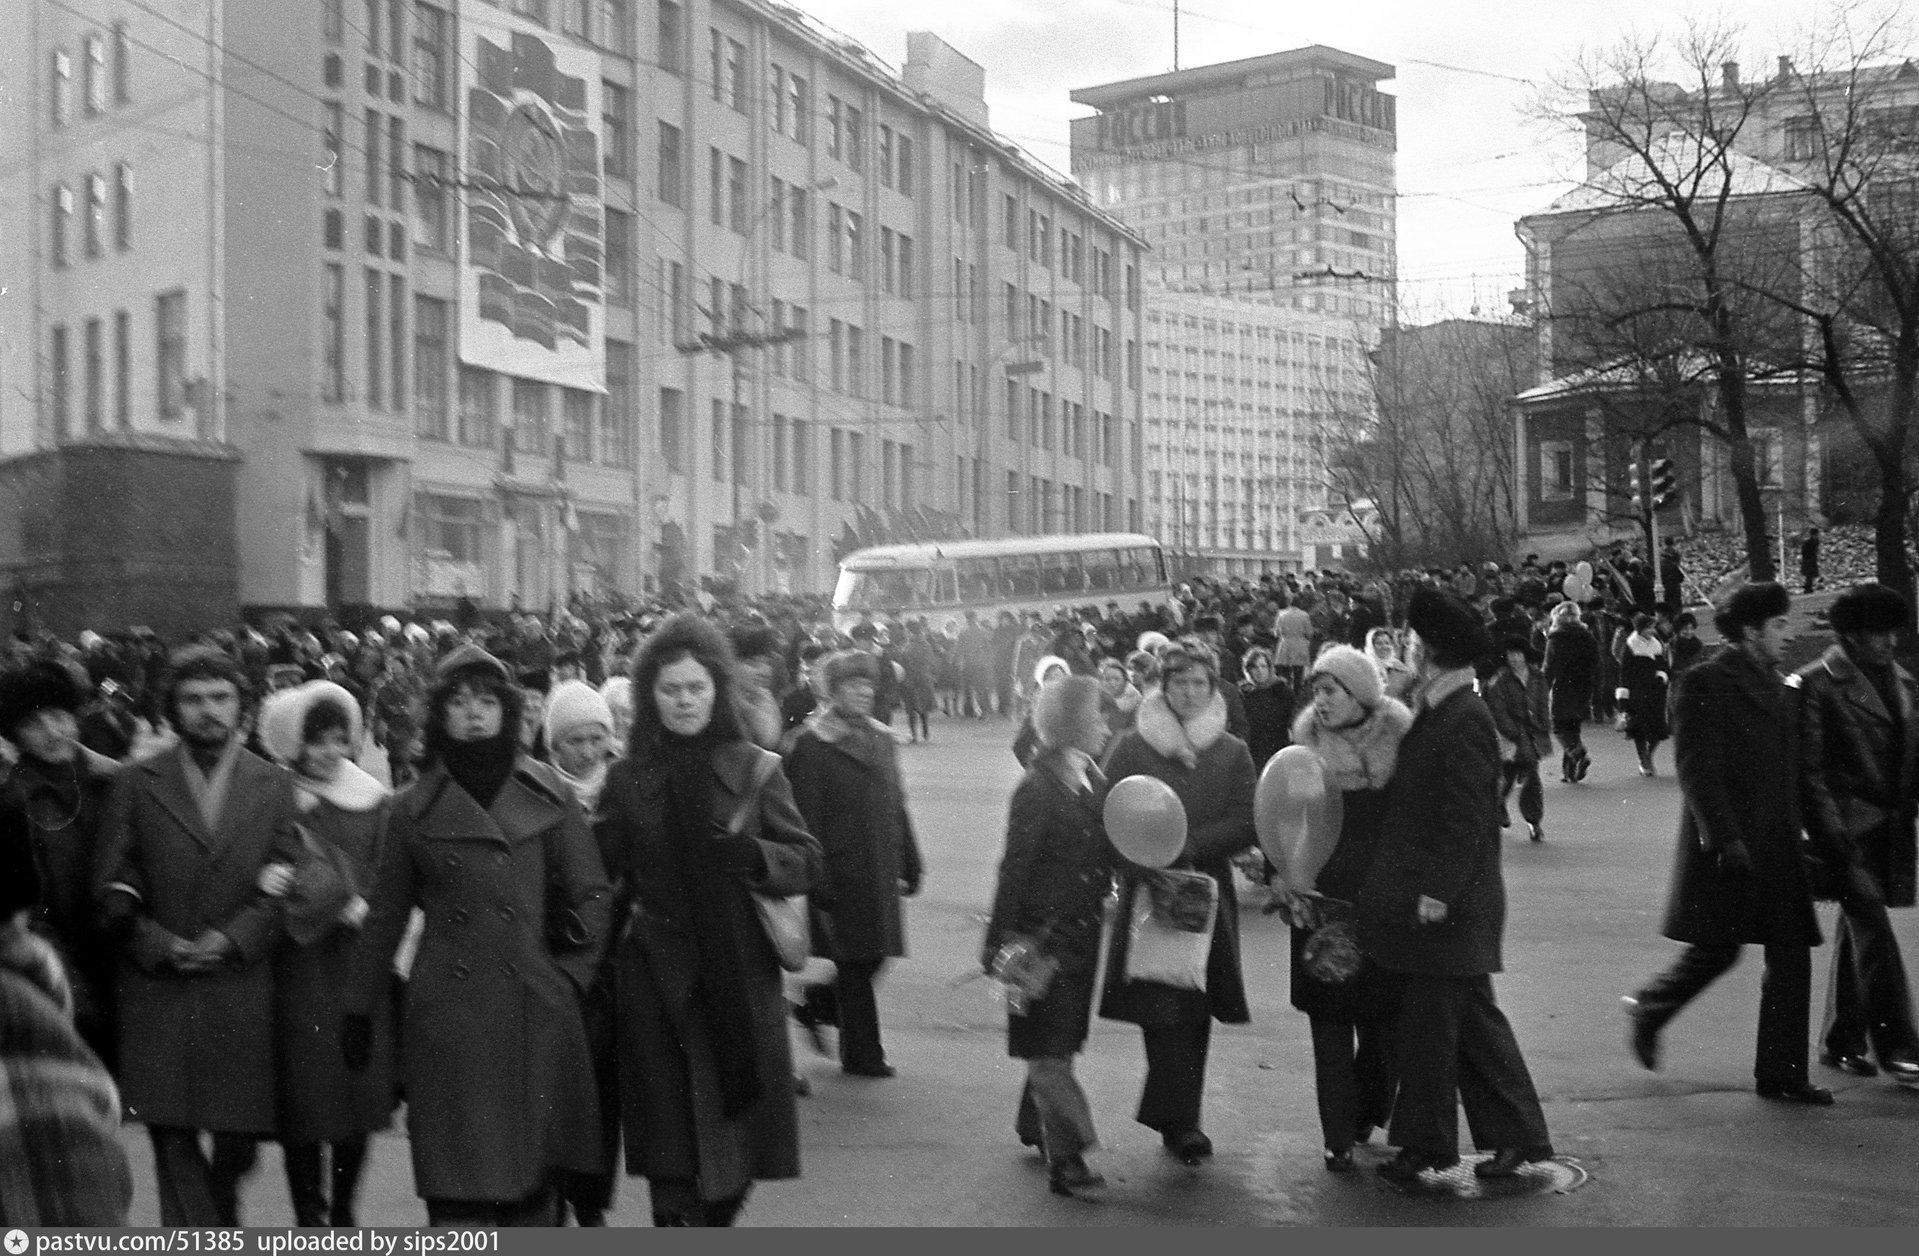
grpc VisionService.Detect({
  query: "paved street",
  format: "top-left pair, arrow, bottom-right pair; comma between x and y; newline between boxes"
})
120,712 -> 1919,1226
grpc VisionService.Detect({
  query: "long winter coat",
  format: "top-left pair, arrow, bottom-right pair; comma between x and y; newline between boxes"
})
1543,622 -> 1598,724
785,713 -> 924,961
1794,645 -> 1919,907
595,741 -> 821,1197
982,750 -> 1116,1059
1661,646 -> 1820,947
1355,675 -> 1508,977
1618,637 -> 1671,744
93,744 -> 303,1134
1097,690 -> 1256,1027
348,757 -> 611,1203
1239,681 -> 1292,768
272,770 -> 398,1144
1483,666 -> 1551,764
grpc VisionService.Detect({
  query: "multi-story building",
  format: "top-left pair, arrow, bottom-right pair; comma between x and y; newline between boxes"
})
0,0 -> 1146,633
1070,47 -> 1394,573
1142,290 -> 1370,575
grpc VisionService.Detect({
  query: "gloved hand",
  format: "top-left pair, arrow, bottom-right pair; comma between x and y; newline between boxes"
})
1713,840 -> 1754,876
341,1014 -> 373,1072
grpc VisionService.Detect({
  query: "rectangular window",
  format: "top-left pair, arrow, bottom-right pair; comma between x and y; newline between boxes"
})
847,325 -> 863,396
599,0 -> 630,54
414,294 -> 449,438
826,204 -> 843,273
51,50 -> 70,128
725,36 -> 745,111
657,1 -> 682,74
768,179 -> 786,253
364,269 -> 384,410
113,163 -> 131,250
412,145 -> 448,252
156,289 -> 186,421
731,404 -> 748,485
789,74 -> 809,144
846,212 -> 864,281
708,146 -> 723,226
878,126 -> 893,189
656,122 -> 683,206
830,428 -> 844,500
827,96 -> 842,161
897,135 -> 914,196
364,109 -> 382,204
84,35 -> 105,116
603,341 -> 632,466
412,2 -> 448,108
880,228 -> 894,294
880,336 -> 895,404
845,105 -> 863,172
389,116 -> 405,208
1003,194 -> 1018,249
604,208 -> 632,307
770,64 -> 787,136
112,22 -> 132,103
791,418 -> 810,494
389,274 -> 406,411
602,81 -> 630,179
658,385 -> 686,473
1539,440 -> 1574,501
324,104 -> 344,198
899,341 -> 914,401
388,0 -> 404,60
665,260 -> 686,344
771,413 -> 789,491
710,400 -> 727,483
788,304 -> 810,383
322,267 -> 345,401
848,432 -> 864,501
562,388 -> 594,461
420,493 -> 486,563
790,189 -> 809,260
561,0 -> 591,39
114,310 -> 131,428
83,317 -> 102,431
49,326 -> 70,437
458,365 -> 495,447
512,377 -> 549,454
51,184 -> 71,267
897,233 -> 913,297
829,319 -> 843,391
84,173 -> 104,258
727,156 -> 747,233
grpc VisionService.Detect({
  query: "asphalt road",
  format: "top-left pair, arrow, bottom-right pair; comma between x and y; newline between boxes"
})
118,711 -> 1919,1227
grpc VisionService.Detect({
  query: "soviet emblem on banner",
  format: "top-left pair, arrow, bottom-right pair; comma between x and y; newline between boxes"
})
466,26 -> 601,354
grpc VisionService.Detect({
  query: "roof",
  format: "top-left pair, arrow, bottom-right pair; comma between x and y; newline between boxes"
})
1535,133 -> 1808,218
841,533 -> 1160,568
1070,46 -> 1394,110
1514,353 -> 1814,404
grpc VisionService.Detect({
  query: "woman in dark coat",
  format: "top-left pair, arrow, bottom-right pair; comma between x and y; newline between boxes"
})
982,676 -> 1117,1197
1542,602 -> 1598,783
1616,613 -> 1671,776
596,615 -> 822,1226
785,650 -> 925,1079
1096,644 -> 1257,1165
1281,645 -> 1412,1171
256,682 -> 396,1227
1238,646 -> 1294,769
345,645 -> 611,1226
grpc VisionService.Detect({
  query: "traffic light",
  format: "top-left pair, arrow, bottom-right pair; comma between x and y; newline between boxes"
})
1628,464 -> 1643,508
1650,458 -> 1676,508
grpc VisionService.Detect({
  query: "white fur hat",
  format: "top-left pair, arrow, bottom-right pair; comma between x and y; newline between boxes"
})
1309,644 -> 1386,710
545,679 -> 613,745
258,681 -> 363,767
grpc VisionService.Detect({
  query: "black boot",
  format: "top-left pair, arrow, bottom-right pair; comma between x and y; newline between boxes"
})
328,1138 -> 369,1227
283,1143 -> 328,1228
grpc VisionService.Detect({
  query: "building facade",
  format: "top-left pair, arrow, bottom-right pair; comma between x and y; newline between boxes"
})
0,0 -> 1146,631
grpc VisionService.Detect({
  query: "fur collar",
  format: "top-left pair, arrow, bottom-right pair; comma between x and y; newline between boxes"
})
1289,697 -> 1414,791
1133,689 -> 1229,768
1412,666 -> 1477,713
293,760 -> 389,814
1624,631 -> 1666,659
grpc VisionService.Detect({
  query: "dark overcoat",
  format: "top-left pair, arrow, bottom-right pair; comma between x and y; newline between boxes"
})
349,757 -> 611,1203
982,751 -> 1116,1059
595,742 -> 820,1197
1096,721 -> 1256,1027
1355,683 -> 1507,977
1794,645 -> 1919,908
1290,789 -> 1391,1022
93,744 -> 303,1134
1483,668 -> 1551,763
784,716 -> 923,961
1543,623 -> 1597,722
1661,647 -> 1821,947
1619,644 -> 1671,743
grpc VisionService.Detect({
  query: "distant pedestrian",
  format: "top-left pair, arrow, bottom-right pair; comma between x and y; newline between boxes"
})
1660,540 -> 1685,613
1801,527 -> 1822,594
1616,614 -> 1671,776
1484,636 -> 1551,843
1542,602 -> 1597,784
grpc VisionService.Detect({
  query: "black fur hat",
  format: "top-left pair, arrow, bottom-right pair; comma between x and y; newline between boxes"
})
1406,585 -> 1492,669
1715,581 -> 1792,637
0,659 -> 88,738
1828,582 -> 1908,636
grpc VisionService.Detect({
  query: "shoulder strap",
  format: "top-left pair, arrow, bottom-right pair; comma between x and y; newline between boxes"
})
727,746 -> 780,836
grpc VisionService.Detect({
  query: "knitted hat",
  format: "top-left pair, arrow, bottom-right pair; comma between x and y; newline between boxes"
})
1309,644 -> 1385,710
545,679 -> 613,745
258,680 -> 363,767
1715,581 -> 1791,637
434,642 -> 511,686
1828,582 -> 1908,635
820,649 -> 879,691
0,659 -> 88,737
1406,585 -> 1492,669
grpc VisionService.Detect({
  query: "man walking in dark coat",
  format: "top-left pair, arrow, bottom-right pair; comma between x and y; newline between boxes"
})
1794,583 -> 1919,1086
93,647 -> 305,1222
1623,582 -> 1832,1103
1800,527 -> 1821,594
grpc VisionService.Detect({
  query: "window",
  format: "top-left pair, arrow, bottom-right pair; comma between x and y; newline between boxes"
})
788,73 -> 808,144
324,0 -> 344,42
771,413 -> 789,491
602,341 -> 632,466
84,35 -> 105,116
365,109 -> 382,204
878,126 -> 893,189
414,294 -> 449,438
897,233 -> 913,297
658,385 -> 685,473
388,0 -> 405,59
727,156 -> 746,232
791,418 -> 810,493
599,0 -> 630,54
389,274 -> 405,411
830,427 -> 845,499
602,207 -> 632,306
458,365 -> 495,446
846,325 -> 863,395
364,270 -> 384,409
881,336 -> 895,403
710,399 -> 727,483
84,173 -> 105,258
880,228 -> 894,294
322,267 -> 345,401
412,145 -> 448,252
1539,440 -> 1574,501
112,22 -> 131,104
602,82 -> 629,179
51,184 -> 71,267
725,36 -> 745,111
664,259 -> 686,344
324,104 -> 343,198
389,116 -> 405,208
708,146 -> 723,226
114,310 -> 131,428
731,405 -> 749,485
49,326 -> 70,437
846,212 -> 864,280
897,135 -> 914,196
51,50 -> 70,128
844,105 -> 863,172
83,318 -> 103,431
562,388 -> 594,461
771,65 -> 787,135
657,1 -> 682,74
156,289 -> 186,421
827,96 -> 843,161
1003,194 -> 1018,249
420,493 -> 487,563
561,0 -> 591,39
512,378 -> 549,454
656,122 -> 683,205
787,304 -> 810,382
828,319 -> 843,390
113,163 -> 131,250
768,179 -> 786,253
826,204 -> 843,273
789,188 -> 809,259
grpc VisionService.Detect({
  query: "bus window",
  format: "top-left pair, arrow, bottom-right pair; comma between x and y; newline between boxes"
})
933,567 -> 959,605
956,556 -> 998,601
1006,554 -> 1040,597
1083,548 -> 1119,592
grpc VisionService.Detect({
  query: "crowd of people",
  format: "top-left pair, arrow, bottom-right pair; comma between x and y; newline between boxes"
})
5,542 -> 1918,1225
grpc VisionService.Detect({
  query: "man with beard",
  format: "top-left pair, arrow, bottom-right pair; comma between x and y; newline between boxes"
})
93,647 -> 304,1223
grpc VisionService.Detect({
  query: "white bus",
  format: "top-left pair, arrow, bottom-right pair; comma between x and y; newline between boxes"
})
831,533 -> 1171,632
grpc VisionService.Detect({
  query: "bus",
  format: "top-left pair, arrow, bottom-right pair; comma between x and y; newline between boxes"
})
831,533 -> 1171,632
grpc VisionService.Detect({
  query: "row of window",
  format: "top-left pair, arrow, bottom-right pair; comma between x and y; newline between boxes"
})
48,24 -> 131,128
438,363 -> 635,467
46,293 -> 186,434
1000,381 -> 1121,466
48,167 -> 132,267
323,0 -> 457,109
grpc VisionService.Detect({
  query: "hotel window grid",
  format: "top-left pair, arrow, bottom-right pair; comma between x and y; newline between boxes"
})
156,289 -> 186,421
323,267 -> 345,401
413,3 -> 448,109
365,270 -> 384,409
114,164 -> 131,250
49,327 -> 69,436
602,82 -> 630,179
114,311 -> 131,428
657,1 -> 682,74
414,294 -> 449,438
656,122 -> 683,206
83,318 -> 102,431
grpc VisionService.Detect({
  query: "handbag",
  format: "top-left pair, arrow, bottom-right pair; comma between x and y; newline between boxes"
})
1121,868 -> 1218,991
732,750 -> 811,973
1300,895 -> 1365,985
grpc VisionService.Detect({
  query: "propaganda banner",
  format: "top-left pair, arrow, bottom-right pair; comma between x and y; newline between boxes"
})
457,0 -> 605,391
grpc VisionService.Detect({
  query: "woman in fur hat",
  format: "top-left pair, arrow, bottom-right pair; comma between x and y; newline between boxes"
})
1615,613 -> 1672,776
255,682 -> 396,1227
1096,644 -> 1257,1165
1281,645 -> 1414,1171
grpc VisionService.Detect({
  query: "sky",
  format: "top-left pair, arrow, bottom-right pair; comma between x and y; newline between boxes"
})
793,0 -> 1870,321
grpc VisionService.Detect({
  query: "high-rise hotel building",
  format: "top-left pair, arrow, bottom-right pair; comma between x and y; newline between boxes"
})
0,0 -> 1146,632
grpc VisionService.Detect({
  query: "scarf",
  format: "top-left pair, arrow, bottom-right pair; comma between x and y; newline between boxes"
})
1625,631 -> 1666,660
656,731 -> 762,1119
1133,688 -> 1229,768
179,738 -> 242,831
551,759 -> 609,815
438,732 -> 518,810
1289,697 -> 1415,791
292,760 -> 389,814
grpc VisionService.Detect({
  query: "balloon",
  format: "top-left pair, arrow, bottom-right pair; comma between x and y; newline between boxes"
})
1103,775 -> 1187,868
1576,561 -> 1593,583
1255,746 -> 1327,876
1562,574 -> 1589,602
